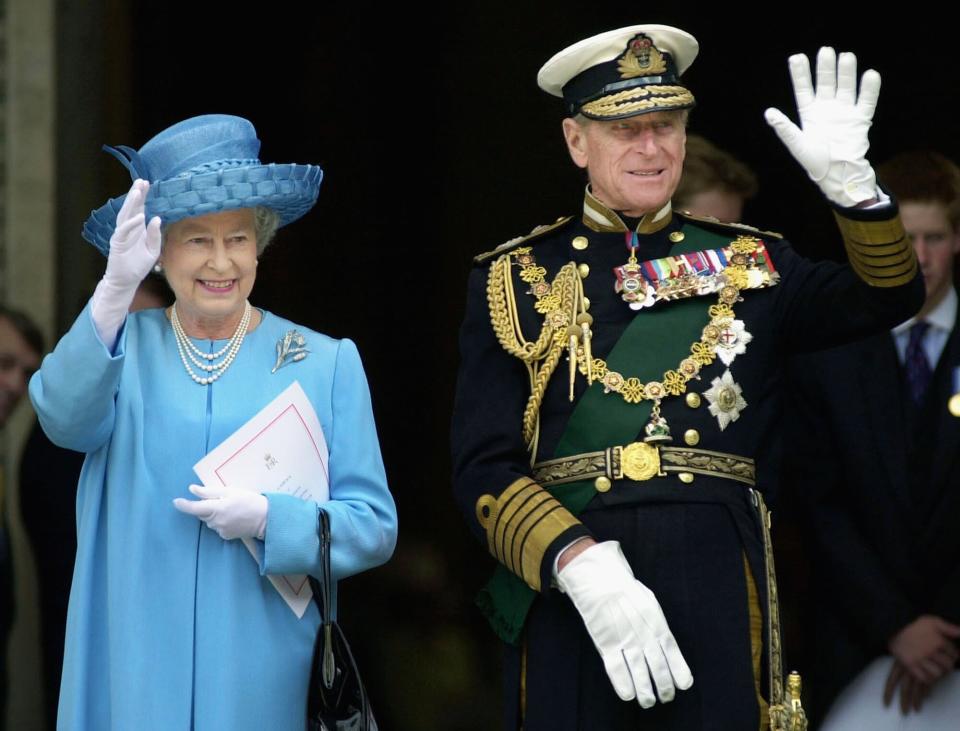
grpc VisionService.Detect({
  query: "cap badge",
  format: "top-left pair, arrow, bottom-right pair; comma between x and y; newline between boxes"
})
617,34 -> 667,79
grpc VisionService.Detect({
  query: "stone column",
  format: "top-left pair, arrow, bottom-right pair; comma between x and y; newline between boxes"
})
2,0 -> 56,728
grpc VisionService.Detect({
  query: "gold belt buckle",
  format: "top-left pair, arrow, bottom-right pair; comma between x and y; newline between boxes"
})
619,442 -> 662,481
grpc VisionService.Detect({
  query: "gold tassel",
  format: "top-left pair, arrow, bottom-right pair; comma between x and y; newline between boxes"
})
566,325 -> 582,402
578,313 -> 594,382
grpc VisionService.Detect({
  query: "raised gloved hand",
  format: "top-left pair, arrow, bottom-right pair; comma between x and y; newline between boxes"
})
765,47 -> 881,208
556,540 -> 693,707
173,484 -> 268,541
90,179 -> 162,348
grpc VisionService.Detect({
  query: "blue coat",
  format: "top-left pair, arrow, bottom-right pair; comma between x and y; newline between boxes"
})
29,305 -> 397,731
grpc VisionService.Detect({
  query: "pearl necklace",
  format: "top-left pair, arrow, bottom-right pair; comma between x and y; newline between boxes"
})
171,301 -> 252,385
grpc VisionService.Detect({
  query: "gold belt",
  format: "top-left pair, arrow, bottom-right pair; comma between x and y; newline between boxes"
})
532,443 -> 756,490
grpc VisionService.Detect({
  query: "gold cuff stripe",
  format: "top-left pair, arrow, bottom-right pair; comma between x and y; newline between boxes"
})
476,477 -> 580,591
850,254 -> 916,277
493,481 -> 542,566
832,211 -> 907,246
845,237 -> 909,256
848,248 -> 916,272
513,502 -> 568,587
849,258 -> 918,287
846,245 -> 914,268
848,261 -> 917,279
833,212 -> 917,287
496,489 -> 552,572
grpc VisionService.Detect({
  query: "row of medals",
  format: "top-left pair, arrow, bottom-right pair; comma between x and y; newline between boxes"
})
516,236 -> 761,441
615,243 -> 960,423
612,242 -> 754,438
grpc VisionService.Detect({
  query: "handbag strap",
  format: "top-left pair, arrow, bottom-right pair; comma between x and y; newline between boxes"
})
308,508 -> 376,729
309,508 -> 337,690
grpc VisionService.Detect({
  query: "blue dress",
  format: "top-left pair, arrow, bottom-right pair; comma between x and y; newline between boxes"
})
29,305 -> 397,731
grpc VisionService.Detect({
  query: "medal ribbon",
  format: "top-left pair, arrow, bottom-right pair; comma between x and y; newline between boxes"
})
639,242 -> 775,292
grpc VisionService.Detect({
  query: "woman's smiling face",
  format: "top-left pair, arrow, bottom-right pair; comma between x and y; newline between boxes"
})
159,208 -> 258,336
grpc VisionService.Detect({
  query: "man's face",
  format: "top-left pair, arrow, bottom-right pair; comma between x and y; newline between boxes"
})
901,201 -> 960,316
562,111 -> 687,217
0,316 -> 40,427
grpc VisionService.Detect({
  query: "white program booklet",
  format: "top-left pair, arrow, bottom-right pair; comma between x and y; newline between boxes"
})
193,380 -> 329,618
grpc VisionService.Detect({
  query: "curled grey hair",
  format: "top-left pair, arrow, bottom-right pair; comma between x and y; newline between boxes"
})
252,206 -> 280,255
160,205 -> 280,254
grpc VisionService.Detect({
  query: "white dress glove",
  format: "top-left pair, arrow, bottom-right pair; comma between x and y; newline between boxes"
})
173,484 -> 268,541
556,540 -> 693,708
765,47 -> 881,207
90,179 -> 162,349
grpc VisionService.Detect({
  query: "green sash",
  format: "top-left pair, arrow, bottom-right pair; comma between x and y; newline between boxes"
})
477,225 -> 737,645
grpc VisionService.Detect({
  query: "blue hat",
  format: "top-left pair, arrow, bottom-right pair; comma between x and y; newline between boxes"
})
82,114 -> 323,256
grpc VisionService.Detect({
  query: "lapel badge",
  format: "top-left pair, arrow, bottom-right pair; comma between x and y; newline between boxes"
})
617,34 -> 668,78
715,319 -> 753,366
272,330 -> 309,373
704,369 -> 747,430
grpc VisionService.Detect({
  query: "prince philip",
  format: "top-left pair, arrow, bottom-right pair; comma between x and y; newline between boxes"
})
451,24 -> 922,731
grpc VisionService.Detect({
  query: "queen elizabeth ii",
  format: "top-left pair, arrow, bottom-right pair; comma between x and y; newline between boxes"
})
29,114 -> 397,730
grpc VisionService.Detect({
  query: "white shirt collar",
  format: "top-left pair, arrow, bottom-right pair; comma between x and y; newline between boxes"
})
892,287 -> 957,336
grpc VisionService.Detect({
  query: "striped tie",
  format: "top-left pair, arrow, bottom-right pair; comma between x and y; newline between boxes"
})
905,321 -> 932,404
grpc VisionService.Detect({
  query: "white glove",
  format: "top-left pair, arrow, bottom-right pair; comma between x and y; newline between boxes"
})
765,47 -> 881,207
90,179 -> 162,349
556,540 -> 693,707
173,484 -> 268,541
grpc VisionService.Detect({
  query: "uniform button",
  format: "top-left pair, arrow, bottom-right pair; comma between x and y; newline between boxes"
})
950,393 -> 960,417
594,476 -> 612,492
582,297 -> 591,310
578,263 -> 590,279
686,392 -> 701,408
684,429 -> 700,446
572,236 -> 589,250
678,472 -> 695,484
669,231 -> 685,243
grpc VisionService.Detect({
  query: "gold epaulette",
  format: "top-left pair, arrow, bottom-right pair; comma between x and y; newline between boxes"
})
832,210 -> 917,287
473,216 -> 574,264
475,477 -> 581,591
676,210 -> 784,240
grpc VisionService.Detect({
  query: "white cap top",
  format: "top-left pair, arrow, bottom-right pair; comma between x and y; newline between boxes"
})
538,24 -> 699,97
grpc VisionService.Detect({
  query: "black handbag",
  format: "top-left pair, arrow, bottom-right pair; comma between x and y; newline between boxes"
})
307,509 -> 377,731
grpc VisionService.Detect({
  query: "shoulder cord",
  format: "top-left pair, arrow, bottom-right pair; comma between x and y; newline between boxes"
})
486,254 -> 581,452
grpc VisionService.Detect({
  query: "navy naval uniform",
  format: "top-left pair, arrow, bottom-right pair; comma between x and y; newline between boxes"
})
450,189 -> 923,731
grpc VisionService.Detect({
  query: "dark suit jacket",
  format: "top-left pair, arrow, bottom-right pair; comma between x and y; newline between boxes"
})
785,303 -> 960,722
